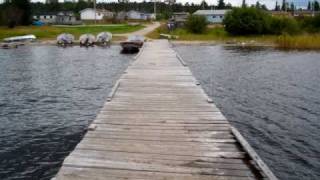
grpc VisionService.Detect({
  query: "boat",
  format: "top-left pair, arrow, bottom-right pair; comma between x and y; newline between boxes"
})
96,32 -> 112,46
3,35 -> 36,43
57,33 -> 74,46
120,35 -> 145,53
79,34 -> 95,47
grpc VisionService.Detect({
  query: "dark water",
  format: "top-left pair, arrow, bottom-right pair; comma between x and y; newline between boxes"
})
174,45 -> 320,180
0,45 -> 133,180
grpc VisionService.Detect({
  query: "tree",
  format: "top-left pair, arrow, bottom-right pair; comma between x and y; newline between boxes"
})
3,0 -> 32,26
185,15 -> 208,34
217,0 -> 225,9
275,1 -> 280,11
290,2 -> 295,11
281,0 -> 287,11
223,7 -> 272,35
308,1 -> 311,10
242,0 -> 246,8
200,0 -> 208,9
315,1 -> 320,11
255,1 -> 261,9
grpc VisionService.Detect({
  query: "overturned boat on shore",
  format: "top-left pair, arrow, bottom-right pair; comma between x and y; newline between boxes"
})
120,35 -> 145,53
79,34 -> 95,47
96,32 -> 112,46
3,34 -> 36,43
57,33 -> 74,46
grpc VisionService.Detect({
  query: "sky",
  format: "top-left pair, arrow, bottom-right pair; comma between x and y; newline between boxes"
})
0,0 -> 309,9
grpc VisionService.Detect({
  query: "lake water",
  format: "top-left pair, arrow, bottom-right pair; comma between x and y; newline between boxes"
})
0,46 -> 133,180
1,44 -> 319,180
174,45 -> 320,180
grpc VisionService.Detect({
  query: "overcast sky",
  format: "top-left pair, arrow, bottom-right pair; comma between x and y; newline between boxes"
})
0,0 -> 309,9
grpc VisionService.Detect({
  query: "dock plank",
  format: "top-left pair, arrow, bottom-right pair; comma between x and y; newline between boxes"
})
54,40 -> 276,180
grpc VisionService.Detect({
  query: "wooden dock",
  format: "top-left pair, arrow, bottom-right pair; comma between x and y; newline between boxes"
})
54,40 -> 277,180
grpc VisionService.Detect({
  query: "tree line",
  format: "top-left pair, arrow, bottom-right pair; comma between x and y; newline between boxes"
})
0,0 -> 235,26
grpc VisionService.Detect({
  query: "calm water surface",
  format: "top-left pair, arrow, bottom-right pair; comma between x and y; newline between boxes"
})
175,45 -> 320,180
0,45 -> 133,179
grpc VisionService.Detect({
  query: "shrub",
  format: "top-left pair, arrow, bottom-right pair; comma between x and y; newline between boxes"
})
301,14 -> 320,32
270,17 -> 300,35
185,15 -> 208,34
223,7 -> 272,35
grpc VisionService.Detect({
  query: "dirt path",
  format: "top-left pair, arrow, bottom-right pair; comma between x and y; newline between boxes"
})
115,22 -> 160,37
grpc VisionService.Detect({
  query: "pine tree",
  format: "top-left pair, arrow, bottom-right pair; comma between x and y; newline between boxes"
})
315,1 -> 320,11
217,0 -> 225,9
242,0 -> 246,8
308,1 -> 311,10
255,1 -> 261,9
281,0 -> 286,11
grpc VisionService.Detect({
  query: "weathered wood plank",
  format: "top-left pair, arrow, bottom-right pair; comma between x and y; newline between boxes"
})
54,40 -> 273,180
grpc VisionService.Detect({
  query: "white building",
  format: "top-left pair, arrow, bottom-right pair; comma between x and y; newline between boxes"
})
80,8 -> 113,21
127,10 -> 156,20
193,9 -> 230,23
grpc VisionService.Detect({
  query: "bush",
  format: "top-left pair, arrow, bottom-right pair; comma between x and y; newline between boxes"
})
185,15 -> 208,34
223,7 -> 272,35
270,17 -> 300,35
301,14 -> 320,32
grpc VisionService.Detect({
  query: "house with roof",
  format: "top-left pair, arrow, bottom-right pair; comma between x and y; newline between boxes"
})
33,12 -> 57,24
171,12 -> 190,27
126,10 -> 156,20
193,9 -> 231,23
56,11 -> 81,25
80,8 -> 114,21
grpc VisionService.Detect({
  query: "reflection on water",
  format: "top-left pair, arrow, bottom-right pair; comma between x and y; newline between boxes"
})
0,46 -> 133,180
175,45 -> 320,180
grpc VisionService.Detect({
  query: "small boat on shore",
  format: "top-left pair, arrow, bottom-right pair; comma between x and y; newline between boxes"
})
79,34 -> 95,47
120,35 -> 145,53
57,33 -> 74,46
96,32 -> 112,46
3,35 -> 36,43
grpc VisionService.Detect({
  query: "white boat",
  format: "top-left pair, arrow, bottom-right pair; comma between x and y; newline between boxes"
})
79,34 -> 95,47
3,35 -> 36,43
57,33 -> 75,45
96,32 -> 112,45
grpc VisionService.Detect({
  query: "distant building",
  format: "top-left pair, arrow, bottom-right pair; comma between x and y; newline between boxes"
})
269,11 -> 292,17
292,10 -> 320,17
116,11 -> 127,21
170,12 -> 190,27
193,10 -> 230,23
56,11 -> 81,25
126,11 -> 155,20
80,8 -> 114,21
33,13 -> 57,24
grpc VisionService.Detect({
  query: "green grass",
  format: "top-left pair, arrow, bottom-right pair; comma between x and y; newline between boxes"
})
275,34 -> 320,50
0,24 -> 144,40
147,24 -> 320,49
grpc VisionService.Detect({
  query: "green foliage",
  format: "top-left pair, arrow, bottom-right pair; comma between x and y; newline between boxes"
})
185,15 -> 208,34
270,17 -> 300,35
223,7 -> 271,35
300,14 -> 320,32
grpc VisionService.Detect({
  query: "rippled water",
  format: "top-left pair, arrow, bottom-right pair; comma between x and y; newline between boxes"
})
0,45 -> 133,180
174,45 -> 320,180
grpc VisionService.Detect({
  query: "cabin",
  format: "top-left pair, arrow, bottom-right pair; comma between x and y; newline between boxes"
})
193,9 -> 230,23
56,11 -> 81,25
171,12 -> 190,27
116,11 -> 127,21
80,8 -> 114,21
33,13 -> 57,24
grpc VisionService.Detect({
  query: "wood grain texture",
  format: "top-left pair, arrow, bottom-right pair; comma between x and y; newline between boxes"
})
54,40 -> 274,180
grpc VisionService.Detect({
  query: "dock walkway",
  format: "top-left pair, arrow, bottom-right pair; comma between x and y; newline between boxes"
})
55,40 -> 277,180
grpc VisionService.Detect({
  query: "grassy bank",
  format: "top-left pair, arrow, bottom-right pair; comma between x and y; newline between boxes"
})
147,24 -> 320,50
0,24 -> 144,40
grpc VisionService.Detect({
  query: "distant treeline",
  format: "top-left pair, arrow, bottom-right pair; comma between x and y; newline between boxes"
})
0,0 -> 233,26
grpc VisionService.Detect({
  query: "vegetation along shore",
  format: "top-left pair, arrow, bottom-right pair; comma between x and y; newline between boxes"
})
148,7 -> 320,50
